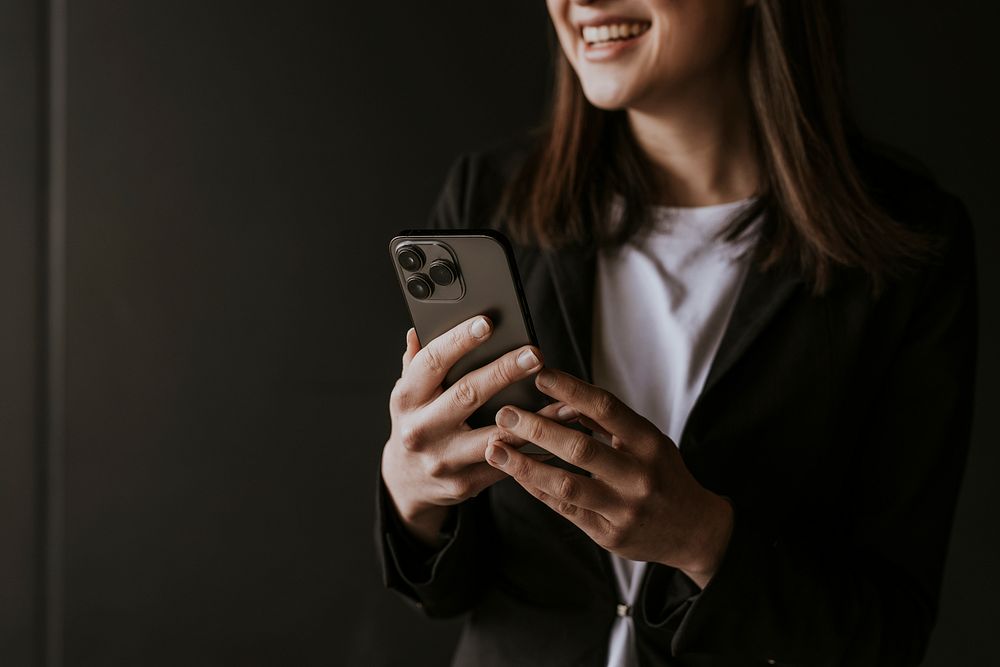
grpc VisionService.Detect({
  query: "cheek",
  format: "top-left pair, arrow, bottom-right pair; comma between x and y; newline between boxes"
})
546,0 -> 574,58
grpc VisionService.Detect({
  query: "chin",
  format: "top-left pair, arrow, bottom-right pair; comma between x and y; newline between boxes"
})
579,77 -> 635,110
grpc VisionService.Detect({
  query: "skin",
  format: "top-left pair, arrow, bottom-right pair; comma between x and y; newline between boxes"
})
381,318 -> 566,547
383,0 -> 761,589
549,0 -> 759,206
485,372 -> 733,588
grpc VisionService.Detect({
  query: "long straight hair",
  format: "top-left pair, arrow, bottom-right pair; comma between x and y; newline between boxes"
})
498,0 -> 932,293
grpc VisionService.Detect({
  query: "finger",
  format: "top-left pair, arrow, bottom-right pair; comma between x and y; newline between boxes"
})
534,369 -> 647,442
546,402 -> 582,422
567,413 -> 612,441
424,344 -> 543,427
519,481 -> 611,540
495,406 -> 628,479
401,327 -> 419,375
433,426 -> 502,470
484,438 -> 615,516
397,315 -> 493,408
493,402 -> 585,456
552,410 -> 611,444
492,426 -> 554,461
419,457 -> 511,505
432,425 -> 551,472
441,460 -> 510,501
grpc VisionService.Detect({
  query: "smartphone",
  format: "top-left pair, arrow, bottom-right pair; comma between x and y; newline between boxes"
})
389,229 -> 550,453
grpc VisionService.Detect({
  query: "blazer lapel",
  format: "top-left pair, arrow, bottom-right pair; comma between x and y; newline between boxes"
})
540,234 -> 803,436
533,226 -> 802,600
699,246 -> 802,400
541,243 -> 596,384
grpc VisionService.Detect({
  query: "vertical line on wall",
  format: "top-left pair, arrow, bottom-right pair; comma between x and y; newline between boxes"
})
39,0 -> 67,663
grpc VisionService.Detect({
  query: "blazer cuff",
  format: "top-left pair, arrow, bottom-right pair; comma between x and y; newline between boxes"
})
375,464 -> 482,616
639,564 -> 702,636
637,500 -> 767,659
383,494 -> 460,587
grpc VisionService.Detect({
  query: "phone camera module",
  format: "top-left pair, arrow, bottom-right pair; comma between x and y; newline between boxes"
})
428,260 -> 457,286
396,246 -> 425,272
406,274 -> 434,300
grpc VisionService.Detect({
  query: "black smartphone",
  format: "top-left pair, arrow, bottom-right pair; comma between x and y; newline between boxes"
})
389,229 -> 550,453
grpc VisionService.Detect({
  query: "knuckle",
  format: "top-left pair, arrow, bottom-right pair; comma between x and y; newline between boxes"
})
557,475 -> 577,501
634,472 -> 657,498
603,525 -> 625,549
398,423 -> 426,452
507,456 -> 527,479
447,478 -> 471,500
389,380 -> 410,410
569,434 -> 595,465
556,500 -> 576,516
619,503 -> 640,528
592,392 -> 618,421
423,455 -> 449,479
421,346 -> 446,375
490,359 -> 516,387
563,379 -> 583,401
450,327 -> 470,353
452,379 -> 479,409
526,418 -> 547,443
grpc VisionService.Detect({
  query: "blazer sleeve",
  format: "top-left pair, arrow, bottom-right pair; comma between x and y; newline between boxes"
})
374,153 -> 497,618
640,196 -> 979,666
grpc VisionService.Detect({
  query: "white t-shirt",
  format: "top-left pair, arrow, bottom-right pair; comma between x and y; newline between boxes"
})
592,196 -> 760,667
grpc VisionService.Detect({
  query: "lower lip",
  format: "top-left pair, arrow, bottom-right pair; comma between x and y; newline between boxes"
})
580,30 -> 649,63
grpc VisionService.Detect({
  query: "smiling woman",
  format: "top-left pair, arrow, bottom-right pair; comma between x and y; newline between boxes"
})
376,1 -> 977,666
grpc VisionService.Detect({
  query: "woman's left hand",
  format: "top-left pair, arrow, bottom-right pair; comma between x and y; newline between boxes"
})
485,367 -> 734,589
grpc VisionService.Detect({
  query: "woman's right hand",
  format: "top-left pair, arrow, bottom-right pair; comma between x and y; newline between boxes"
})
381,315 -> 550,548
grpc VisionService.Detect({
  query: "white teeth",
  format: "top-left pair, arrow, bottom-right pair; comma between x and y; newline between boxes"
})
581,21 -> 649,45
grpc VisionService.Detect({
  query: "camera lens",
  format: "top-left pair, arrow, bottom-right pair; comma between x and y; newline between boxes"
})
428,260 -> 456,286
396,246 -> 424,272
406,274 -> 433,300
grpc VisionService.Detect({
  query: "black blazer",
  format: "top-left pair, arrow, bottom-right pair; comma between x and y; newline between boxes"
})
375,137 -> 978,667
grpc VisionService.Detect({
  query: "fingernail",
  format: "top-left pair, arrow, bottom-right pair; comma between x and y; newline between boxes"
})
557,405 -> 578,420
537,369 -> 556,388
486,444 -> 508,467
470,317 -> 490,339
517,348 -> 540,370
496,408 -> 519,428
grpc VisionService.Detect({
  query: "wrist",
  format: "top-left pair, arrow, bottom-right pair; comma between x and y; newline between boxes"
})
677,492 -> 734,589
397,502 -> 452,549
380,448 -> 451,548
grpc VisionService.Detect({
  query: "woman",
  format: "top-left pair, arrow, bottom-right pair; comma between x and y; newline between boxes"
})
377,1 -> 977,665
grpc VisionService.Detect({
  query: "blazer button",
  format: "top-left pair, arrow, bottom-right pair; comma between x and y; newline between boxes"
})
616,603 -> 631,618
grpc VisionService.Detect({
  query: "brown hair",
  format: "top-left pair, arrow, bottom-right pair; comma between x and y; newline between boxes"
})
499,0 -> 932,293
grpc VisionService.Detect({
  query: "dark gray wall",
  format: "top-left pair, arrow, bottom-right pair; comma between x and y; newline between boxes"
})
844,3 -> 1000,665
1,1 -> 996,665
62,2 -> 549,666
0,0 -> 41,664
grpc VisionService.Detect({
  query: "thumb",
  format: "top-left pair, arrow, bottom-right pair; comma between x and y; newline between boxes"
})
401,327 -> 420,374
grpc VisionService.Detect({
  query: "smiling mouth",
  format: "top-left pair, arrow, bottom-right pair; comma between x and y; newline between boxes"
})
580,21 -> 651,47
